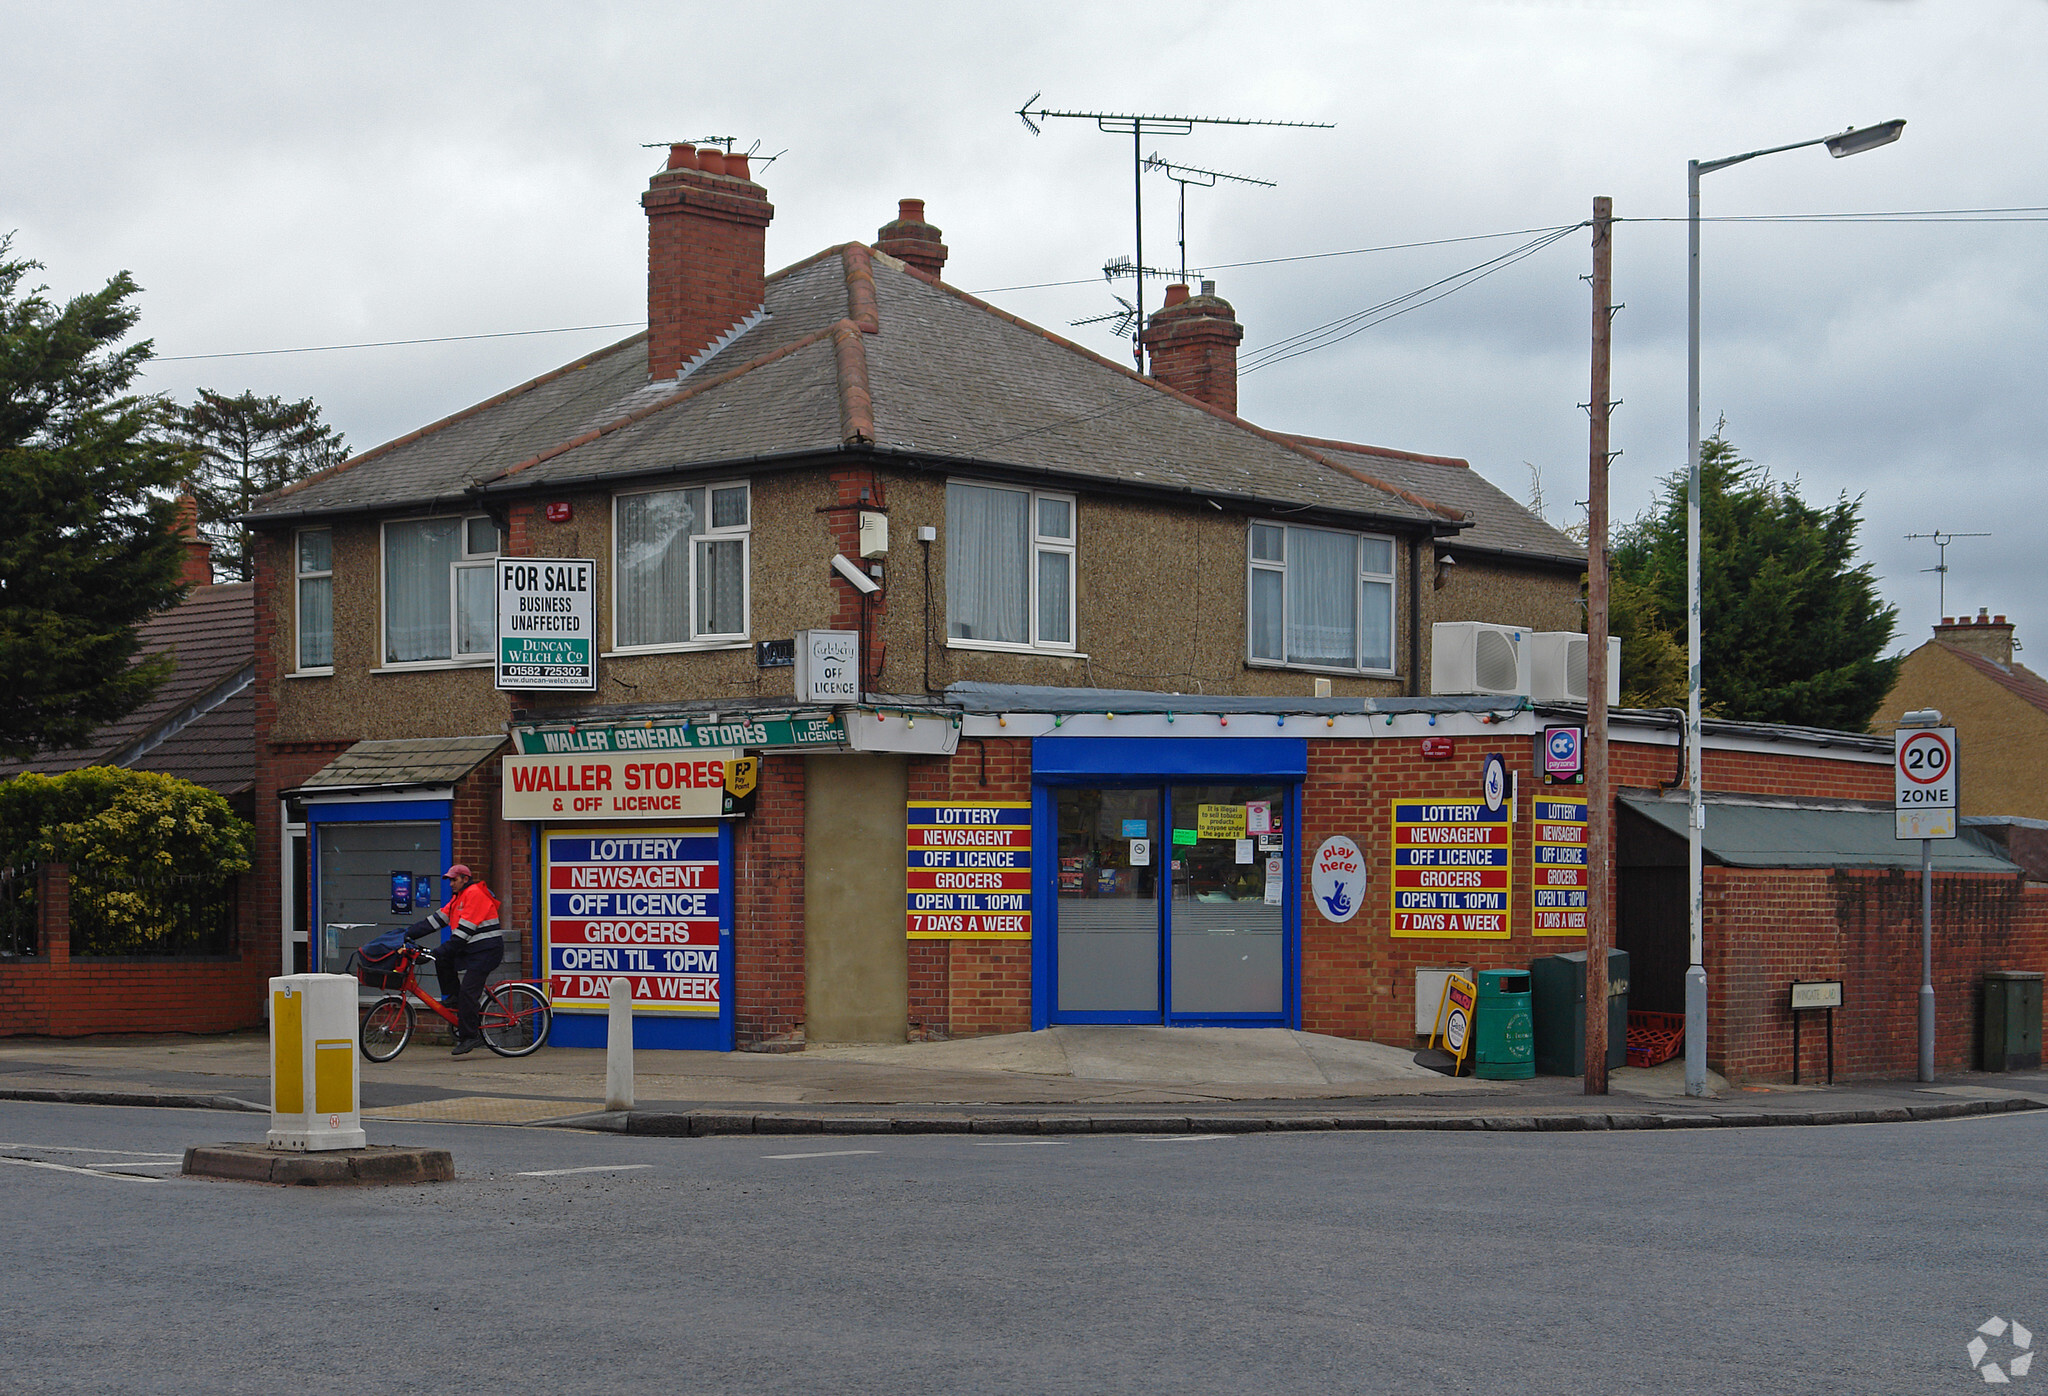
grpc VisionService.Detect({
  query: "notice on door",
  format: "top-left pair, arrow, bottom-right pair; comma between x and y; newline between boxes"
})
906,801 -> 1032,940
1390,801 -> 1512,939
1531,798 -> 1588,937
543,828 -> 723,1015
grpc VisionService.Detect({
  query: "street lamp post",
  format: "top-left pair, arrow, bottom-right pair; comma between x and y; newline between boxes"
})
1683,119 -> 1905,1100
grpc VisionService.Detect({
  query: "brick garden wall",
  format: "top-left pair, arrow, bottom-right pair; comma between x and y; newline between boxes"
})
1709,867 -> 2048,1082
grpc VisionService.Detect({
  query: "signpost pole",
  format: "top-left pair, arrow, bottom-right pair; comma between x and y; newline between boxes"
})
1920,836 -> 1935,1082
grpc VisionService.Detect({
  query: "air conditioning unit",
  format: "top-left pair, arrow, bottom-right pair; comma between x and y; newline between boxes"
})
1526,632 -> 1622,705
1431,622 -> 1529,697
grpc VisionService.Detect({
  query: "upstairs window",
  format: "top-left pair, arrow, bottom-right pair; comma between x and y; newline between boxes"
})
1248,522 -> 1396,673
295,528 -> 332,671
946,482 -> 1075,650
613,482 -> 750,649
383,515 -> 500,665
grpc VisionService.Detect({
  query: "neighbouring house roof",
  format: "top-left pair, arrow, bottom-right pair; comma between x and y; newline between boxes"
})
247,246 -> 1465,536
1927,641 -> 2048,720
1619,793 -> 2020,873
0,581 -> 255,797
1284,434 -> 1586,568
290,735 -> 507,794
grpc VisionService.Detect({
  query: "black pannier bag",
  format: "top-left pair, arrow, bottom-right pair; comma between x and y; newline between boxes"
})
350,926 -> 412,990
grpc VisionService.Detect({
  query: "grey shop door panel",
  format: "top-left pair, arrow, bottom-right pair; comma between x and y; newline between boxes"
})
318,822 -> 441,969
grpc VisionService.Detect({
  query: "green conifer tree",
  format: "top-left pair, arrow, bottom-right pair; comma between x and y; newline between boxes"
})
0,237 -> 186,760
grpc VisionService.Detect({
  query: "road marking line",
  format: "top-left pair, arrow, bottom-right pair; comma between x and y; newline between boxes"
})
514,1164 -> 655,1178
762,1149 -> 881,1160
0,1143 -> 183,1158
0,1156 -> 161,1183
969,1140 -> 1063,1147
1138,1134 -> 1230,1143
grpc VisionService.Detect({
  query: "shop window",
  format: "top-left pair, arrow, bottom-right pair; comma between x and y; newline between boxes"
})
613,482 -> 750,649
296,527 -> 332,671
946,481 -> 1075,650
1247,522 -> 1395,673
382,515 -> 500,665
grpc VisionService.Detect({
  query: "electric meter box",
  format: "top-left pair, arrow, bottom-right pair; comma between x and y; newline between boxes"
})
267,974 -> 367,1151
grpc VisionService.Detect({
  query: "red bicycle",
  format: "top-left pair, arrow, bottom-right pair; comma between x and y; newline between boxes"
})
357,942 -> 552,1061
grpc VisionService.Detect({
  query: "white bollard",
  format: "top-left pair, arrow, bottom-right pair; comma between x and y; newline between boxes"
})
267,974 -> 367,1151
604,976 -> 634,1112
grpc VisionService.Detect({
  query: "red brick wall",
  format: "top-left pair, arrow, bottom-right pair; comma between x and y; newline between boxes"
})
906,738 -> 1033,1038
1709,867 -> 2048,1081
732,753 -> 806,1048
0,863 -> 272,1037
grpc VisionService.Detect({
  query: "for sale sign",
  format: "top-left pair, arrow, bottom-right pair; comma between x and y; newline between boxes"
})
497,558 -> 595,690
1894,726 -> 1958,840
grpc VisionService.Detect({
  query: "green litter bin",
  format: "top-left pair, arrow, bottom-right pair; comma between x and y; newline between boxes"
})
1983,971 -> 2043,1072
1473,969 -> 1534,1080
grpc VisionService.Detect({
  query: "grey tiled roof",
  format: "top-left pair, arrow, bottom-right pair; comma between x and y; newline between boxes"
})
0,581 -> 254,787
293,735 -> 506,791
1291,436 -> 1585,566
249,244 -> 1458,532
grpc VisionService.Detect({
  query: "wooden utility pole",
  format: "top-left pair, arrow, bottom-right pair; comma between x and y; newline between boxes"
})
1585,197 -> 1615,1095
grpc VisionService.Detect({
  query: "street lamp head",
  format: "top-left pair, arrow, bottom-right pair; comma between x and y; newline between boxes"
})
1900,707 -> 1945,727
1825,119 -> 1906,159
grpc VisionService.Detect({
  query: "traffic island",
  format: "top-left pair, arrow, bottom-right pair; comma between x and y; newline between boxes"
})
183,1142 -> 454,1186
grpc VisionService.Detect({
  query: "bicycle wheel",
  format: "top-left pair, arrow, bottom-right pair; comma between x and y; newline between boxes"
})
361,995 -> 414,1062
480,983 -> 551,1058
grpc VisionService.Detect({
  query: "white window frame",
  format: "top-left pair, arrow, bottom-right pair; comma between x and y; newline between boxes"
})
294,527 -> 333,674
377,514 -> 501,671
608,480 -> 752,655
944,480 -> 1078,655
1246,521 -> 1399,676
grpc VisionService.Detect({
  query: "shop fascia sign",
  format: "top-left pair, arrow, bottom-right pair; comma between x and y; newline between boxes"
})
503,748 -> 750,821
513,713 -> 846,756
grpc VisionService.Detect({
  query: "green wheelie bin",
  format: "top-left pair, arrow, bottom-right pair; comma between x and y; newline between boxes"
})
1473,969 -> 1534,1080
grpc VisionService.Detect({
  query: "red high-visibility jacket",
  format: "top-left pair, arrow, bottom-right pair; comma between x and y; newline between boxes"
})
424,880 -> 502,946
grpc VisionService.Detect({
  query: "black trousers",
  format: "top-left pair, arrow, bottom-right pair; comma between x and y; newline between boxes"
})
435,937 -> 503,1041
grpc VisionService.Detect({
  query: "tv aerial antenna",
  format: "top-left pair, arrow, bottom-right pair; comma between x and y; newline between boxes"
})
1904,529 -> 1990,620
640,138 -> 786,171
1017,95 -> 1331,369
1143,152 -> 1275,285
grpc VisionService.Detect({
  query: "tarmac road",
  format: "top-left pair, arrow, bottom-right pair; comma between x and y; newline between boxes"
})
4,1097 -> 2043,1394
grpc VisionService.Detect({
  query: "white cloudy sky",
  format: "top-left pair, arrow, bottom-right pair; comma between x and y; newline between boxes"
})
6,0 -> 2041,655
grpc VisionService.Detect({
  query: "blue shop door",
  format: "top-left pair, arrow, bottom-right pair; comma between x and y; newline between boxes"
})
1052,784 -> 1288,1024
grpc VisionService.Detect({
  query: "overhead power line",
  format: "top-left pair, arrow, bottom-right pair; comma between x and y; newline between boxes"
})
151,321 -> 642,364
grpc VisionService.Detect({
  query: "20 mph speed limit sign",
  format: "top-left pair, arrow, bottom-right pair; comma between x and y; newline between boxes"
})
1894,726 -> 1958,840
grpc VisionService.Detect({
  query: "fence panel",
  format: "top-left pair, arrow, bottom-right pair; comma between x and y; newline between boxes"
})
69,868 -> 238,958
0,863 -> 35,958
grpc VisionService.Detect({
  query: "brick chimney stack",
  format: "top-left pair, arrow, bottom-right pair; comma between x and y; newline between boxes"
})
875,199 -> 948,280
1935,608 -> 2016,667
173,487 -> 212,587
1140,280 -> 1245,415
643,143 -> 775,382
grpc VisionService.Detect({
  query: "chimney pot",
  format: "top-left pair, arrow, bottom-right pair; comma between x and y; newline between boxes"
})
726,151 -> 750,179
643,148 -> 774,381
1140,280 -> 1244,414
1995,614 -> 2006,624
875,197 -> 948,279
1942,617 -> 1955,626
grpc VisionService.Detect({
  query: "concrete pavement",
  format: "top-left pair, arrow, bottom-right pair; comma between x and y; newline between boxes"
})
2,1024 -> 2044,1134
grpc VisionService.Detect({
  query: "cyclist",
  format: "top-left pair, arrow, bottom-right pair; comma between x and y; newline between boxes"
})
403,863 -> 502,1056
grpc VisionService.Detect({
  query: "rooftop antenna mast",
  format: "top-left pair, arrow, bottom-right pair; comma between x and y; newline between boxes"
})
1017,95 -> 1331,370
1143,153 -> 1275,284
1905,530 -> 1991,620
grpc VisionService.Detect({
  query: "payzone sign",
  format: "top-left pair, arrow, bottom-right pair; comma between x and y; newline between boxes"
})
543,828 -> 724,1013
